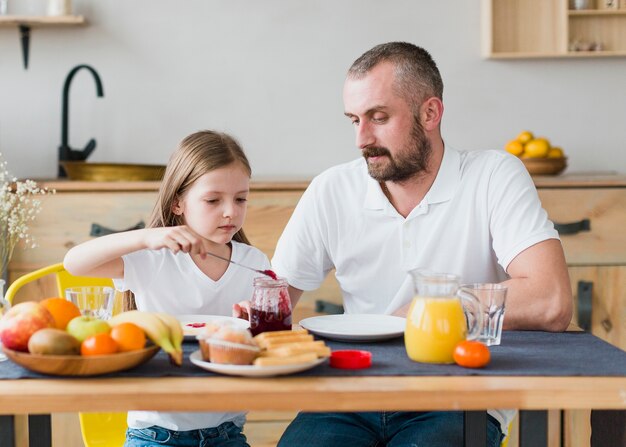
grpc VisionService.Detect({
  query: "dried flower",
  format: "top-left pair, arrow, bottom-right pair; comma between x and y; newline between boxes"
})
0,153 -> 54,275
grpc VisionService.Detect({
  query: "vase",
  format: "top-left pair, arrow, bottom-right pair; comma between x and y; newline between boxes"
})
0,278 -> 8,361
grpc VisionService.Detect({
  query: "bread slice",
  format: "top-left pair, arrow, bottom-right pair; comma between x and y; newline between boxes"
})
261,341 -> 331,358
253,352 -> 318,367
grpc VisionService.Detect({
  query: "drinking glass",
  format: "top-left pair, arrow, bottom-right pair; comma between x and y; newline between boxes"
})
65,286 -> 115,320
461,283 -> 508,346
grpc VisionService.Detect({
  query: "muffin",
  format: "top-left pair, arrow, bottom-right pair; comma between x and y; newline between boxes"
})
196,322 -> 224,361
207,326 -> 260,365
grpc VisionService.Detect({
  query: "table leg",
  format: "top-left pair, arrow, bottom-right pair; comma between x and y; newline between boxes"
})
464,411 -> 487,447
0,415 -> 15,447
519,410 -> 547,447
27,415 -> 51,447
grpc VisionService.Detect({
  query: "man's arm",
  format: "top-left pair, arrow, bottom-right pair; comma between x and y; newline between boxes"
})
288,286 -> 304,308
502,238 -> 572,331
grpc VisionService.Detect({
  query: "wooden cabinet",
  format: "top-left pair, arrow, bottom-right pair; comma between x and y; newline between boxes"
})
482,0 -> 626,58
6,174 -> 625,447
535,174 -> 626,350
9,175 -> 626,348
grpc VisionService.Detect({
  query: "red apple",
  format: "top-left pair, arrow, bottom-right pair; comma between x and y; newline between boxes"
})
0,301 -> 55,352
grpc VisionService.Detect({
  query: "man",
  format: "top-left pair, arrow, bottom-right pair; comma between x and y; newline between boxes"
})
271,42 -> 573,446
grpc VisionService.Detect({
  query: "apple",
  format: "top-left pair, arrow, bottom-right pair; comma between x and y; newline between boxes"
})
0,301 -> 55,352
66,316 -> 110,343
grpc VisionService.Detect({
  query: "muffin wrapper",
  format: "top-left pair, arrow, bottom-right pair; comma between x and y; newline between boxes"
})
199,339 -> 259,365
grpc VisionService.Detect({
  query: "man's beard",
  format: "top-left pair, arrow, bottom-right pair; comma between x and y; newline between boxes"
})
362,116 -> 432,183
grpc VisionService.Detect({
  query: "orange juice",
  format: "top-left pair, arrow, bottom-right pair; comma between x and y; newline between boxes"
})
404,296 -> 468,364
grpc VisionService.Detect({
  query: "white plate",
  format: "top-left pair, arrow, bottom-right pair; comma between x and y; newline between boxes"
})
299,314 -> 406,342
176,315 -> 249,340
189,350 -> 326,377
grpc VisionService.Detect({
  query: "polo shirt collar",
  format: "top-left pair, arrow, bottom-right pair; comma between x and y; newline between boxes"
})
364,166 -> 388,211
363,146 -> 460,210
424,145 -> 460,205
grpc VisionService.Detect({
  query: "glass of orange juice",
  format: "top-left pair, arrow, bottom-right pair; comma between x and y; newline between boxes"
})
404,270 -> 483,364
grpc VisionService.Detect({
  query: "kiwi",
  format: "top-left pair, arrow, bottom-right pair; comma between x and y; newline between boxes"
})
27,328 -> 81,355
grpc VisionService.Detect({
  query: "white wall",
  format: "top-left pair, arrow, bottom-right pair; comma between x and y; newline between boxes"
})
1,0 -> 625,180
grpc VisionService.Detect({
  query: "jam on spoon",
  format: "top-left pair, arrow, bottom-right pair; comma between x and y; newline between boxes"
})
262,269 -> 278,280
205,251 -> 278,279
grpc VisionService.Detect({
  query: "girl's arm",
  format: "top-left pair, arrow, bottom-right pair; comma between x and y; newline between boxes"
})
64,226 -> 210,279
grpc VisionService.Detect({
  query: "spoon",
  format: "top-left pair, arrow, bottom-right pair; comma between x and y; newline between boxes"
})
205,251 -> 277,279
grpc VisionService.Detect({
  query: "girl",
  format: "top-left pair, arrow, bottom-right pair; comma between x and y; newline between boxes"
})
64,130 -> 269,447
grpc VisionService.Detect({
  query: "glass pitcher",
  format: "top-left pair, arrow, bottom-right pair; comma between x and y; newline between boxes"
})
404,270 -> 483,364
249,277 -> 292,336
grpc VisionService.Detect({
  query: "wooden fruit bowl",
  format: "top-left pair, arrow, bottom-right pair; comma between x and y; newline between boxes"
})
2,345 -> 159,376
521,157 -> 567,176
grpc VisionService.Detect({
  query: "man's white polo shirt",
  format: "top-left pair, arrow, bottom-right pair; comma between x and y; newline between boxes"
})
273,147 -> 558,315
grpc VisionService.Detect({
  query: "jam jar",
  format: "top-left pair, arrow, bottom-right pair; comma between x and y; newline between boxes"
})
249,277 -> 292,336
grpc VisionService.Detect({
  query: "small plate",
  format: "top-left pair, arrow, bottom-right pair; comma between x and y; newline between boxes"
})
189,350 -> 326,377
299,314 -> 406,342
176,315 -> 249,340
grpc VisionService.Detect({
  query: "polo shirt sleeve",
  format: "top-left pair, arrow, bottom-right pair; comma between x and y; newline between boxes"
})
272,178 -> 334,291
488,155 -> 559,272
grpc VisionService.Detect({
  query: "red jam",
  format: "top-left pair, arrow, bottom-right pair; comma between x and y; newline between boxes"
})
262,269 -> 278,280
249,278 -> 292,336
186,323 -> 206,328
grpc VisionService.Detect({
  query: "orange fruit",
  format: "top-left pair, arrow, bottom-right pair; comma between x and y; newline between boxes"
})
40,297 -> 82,330
524,138 -> 550,158
547,147 -> 564,158
81,333 -> 119,356
516,130 -> 534,145
110,322 -> 146,352
504,140 -> 524,157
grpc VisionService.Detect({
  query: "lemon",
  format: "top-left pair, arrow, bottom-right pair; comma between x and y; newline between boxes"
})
524,138 -> 550,158
547,147 -> 564,158
505,140 -> 524,157
517,131 -> 534,145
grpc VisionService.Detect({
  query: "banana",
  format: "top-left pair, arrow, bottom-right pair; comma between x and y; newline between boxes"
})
109,311 -> 183,366
153,312 -> 184,352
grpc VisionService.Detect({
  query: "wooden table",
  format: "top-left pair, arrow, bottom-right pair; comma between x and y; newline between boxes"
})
0,374 -> 624,447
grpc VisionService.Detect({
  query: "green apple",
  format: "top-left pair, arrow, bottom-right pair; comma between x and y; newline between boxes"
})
66,316 -> 110,343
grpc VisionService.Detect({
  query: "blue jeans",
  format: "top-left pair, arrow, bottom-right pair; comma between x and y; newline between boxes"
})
125,421 -> 249,447
277,411 -> 503,447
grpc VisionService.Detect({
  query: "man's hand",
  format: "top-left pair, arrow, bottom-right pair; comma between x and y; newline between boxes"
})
232,301 -> 250,321
391,302 -> 411,317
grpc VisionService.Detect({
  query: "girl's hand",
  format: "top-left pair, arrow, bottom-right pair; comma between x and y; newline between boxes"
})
143,226 -> 211,256
233,300 -> 251,321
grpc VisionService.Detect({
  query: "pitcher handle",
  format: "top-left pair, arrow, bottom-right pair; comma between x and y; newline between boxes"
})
457,288 -> 483,341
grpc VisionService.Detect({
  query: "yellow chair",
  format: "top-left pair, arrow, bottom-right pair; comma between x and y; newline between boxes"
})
4,263 -> 128,447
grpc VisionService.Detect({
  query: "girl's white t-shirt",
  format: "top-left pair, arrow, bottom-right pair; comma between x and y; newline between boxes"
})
114,241 -> 270,431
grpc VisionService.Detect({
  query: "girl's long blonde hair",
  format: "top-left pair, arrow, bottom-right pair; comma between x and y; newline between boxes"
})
124,130 -> 253,311
148,130 -> 251,245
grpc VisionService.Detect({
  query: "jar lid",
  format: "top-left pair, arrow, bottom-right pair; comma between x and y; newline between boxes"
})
329,350 -> 372,369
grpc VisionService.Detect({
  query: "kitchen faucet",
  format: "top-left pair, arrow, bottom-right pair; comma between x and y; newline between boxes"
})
58,64 -> 105,177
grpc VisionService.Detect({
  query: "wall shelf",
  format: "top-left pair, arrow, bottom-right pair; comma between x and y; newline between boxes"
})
0,15 -> 85,25
482,0 -> 626,59
0,15 -> 86,69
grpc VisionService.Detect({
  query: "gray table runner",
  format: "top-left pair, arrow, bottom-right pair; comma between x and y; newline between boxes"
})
1,331 -> 625,380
